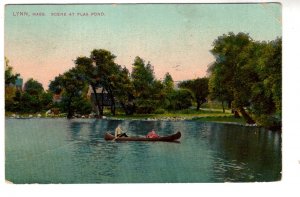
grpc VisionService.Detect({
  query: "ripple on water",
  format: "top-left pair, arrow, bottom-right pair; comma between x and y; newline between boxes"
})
5,118 -> 281,183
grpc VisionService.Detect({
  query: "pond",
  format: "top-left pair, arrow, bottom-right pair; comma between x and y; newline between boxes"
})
5,118 -> 281,183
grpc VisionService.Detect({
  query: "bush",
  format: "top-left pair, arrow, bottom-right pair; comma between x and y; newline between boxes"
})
135,99 -> 158,114
166,89 -> 194,110
154,108 -> 166,114
255,114 -> 281,131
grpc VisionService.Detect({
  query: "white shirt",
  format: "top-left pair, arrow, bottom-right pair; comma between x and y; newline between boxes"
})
115,126 -> 122,137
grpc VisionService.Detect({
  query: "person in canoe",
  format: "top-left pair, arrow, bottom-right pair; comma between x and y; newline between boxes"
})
146,129 -> 159,138
115,124 -> 128,138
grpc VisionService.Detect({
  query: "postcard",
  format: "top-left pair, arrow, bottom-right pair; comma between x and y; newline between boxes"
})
4,2 -> 282,185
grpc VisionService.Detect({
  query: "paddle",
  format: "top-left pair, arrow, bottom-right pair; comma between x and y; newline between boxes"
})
112,136 -> 118,142
112,130 -> 128,142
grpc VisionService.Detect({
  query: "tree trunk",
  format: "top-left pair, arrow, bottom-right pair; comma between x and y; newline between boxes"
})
91,85 -> 103,118
222,100 -> 225,113
238,107 -> 255,124
196,100 -> 200,111
66,96 -> 74,119
109,94 -> 116,116
100,88 -> 104,117
107,87 -> 116,116
121,102 -> 129,115
121,102 -> 134,115
233,109 -> 240,118
227,100 -> 232,109
111,101 -> 115,116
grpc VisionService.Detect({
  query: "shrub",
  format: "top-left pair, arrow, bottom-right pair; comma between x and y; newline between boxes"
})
255,114 -> 281,131
154,108 -> 166,114
166,89 -> 194,110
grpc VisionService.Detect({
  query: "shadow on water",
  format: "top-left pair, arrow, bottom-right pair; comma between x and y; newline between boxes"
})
64,119 -> 184,182
5,118 -> 281,183
204,123 -> 282,182
66,119 -> 281,182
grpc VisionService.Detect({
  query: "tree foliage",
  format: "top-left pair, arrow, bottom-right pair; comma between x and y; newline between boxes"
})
5,39 -> 281,130
5,79 -> 53,113
24,78 -> 44,95
5,57 -> 19,85
163,72 -> 174,93
179,78 -> 209,110
110,66 -> 135,115
166,89 -> 194,110
49,68 -> 90,118
209,32 -> 281,128
131,57 -> 165,113
5,58 -> 53,113
5,86 -> 17,111
131,56 -> 155,96
76,50 -> 125,116
208,62 -> 234,112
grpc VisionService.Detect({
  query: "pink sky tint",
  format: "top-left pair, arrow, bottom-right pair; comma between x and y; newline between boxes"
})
5,4 -> 281,89
6,54 -> 76,90
6,47 -> 213,90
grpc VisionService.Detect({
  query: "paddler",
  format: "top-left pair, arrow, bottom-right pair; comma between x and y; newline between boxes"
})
146,129 -> 159,138
115,124 -> 128,137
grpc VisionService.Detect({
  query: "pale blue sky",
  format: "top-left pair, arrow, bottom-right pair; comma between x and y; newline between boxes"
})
5,3 -> 281,88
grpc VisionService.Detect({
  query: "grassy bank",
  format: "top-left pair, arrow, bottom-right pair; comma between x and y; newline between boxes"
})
109,114 -> 245,124
5,108 -> 246,125
106,108 -> 246,124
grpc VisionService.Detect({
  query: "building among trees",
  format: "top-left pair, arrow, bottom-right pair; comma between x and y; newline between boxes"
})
14,78 -> 23,90
86,85 -> 112,113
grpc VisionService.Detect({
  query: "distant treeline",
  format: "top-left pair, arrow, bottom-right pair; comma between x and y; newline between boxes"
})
5,32 -> 281,129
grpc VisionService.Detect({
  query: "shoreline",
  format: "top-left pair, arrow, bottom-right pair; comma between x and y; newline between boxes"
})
5,113 -> 283,131
5,113 -> 258,128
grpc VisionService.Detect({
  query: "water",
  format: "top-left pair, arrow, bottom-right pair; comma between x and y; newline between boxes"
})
5,118 -> 281,183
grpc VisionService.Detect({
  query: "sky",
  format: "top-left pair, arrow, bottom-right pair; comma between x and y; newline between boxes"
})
4,3 -> 282,89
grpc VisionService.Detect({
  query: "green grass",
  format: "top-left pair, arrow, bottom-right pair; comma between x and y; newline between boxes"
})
106,108 -> 245,124
191,116 -> 246,124
5,111 -> 65,118
6,107 -> 246,125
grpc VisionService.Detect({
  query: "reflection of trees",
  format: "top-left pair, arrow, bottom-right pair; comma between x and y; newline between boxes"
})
206,124 -> 281,182
128,120 -> 155,136
67,119 -> 179,182
66,119 -> 123,182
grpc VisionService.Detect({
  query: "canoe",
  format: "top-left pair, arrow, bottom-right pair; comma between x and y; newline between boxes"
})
104,131 -> 181,142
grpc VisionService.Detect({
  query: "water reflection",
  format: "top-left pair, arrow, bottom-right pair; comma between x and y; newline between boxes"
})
68,120 -> 279,182
5,118 -> 281,183
204,123 -> 282,182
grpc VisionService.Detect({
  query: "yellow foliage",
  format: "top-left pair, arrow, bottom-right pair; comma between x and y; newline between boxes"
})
5,86 -> 16,102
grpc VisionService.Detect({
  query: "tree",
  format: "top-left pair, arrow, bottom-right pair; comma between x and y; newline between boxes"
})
131,56 -> 155,97
209,32 -> 281,128
210,32 -> 257,124
107,66 -> 136,115
166,89 -> 194,110
163,72 -> 174,93
75,56 -> 103,117
131,56 -> 164,113
24,78 -> 44,95
49,68 -> 89,118
40,92 -> 54,110
5,86 -> 17,111
90,49 -> 119,115
17,79 -> 44,112
5,57 -> 19,86
5,57 -> 20,111
248,38 -> 282,129
208,62 -> 234,113
75,49 -> 122,117
14,78 -> 52,113
179,77 -> 209,110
